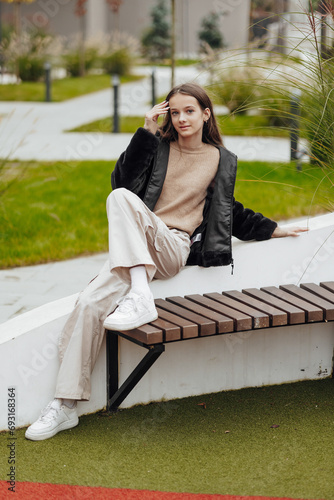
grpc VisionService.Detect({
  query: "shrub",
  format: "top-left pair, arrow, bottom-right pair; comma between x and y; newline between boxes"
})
212,65 -> 291,133
62,33 -> 101,77
63,47 -> 98,77
17,55 -> 45,82
61,32 -> 139,77
212,68 -> 264,114
1,30 -> 55,82
101,47 -> 132,75
256,84 -> 292,127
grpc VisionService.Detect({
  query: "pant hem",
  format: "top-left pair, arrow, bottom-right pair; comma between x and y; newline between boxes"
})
54,393 -> 90,402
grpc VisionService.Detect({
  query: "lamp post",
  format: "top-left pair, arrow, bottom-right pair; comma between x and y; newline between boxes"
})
290,89 -> 301,165
112,74 -> 120,133
151,67 -> 156,107
44,62 -> 51,102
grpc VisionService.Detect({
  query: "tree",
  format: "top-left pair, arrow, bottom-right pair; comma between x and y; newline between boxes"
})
75,0 -> 88,76
106,0 -> 123,38
141,0 -> 171,61
198,12 -> 224,52
171,0 -> 175,87
2,0 -> 36,36
249,0 -> 288,51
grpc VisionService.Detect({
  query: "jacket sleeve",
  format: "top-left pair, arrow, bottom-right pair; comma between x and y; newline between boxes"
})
111,127 -> 160,192
232,198 -> 277,241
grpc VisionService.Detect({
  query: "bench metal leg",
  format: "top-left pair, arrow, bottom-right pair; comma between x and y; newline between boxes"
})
106,331 -> 165,412
106,331 -> 119,405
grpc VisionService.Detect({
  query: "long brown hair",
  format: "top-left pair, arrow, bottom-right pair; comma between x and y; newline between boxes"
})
159,82 -> 223,147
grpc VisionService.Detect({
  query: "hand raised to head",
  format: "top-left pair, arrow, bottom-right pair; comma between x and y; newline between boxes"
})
144,101 -> 169,135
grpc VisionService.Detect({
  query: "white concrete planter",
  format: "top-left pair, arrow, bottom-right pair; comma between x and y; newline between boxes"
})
1,212 -> 334,431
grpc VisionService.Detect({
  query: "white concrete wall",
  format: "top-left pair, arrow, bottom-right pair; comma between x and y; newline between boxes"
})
0,212 -> 334,431
119,322 -> 333,408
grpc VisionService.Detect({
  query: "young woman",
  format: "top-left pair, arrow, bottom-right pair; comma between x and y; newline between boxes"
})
25,83 -> 306,441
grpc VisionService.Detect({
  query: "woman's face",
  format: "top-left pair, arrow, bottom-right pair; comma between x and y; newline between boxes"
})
168,93 -> 210,141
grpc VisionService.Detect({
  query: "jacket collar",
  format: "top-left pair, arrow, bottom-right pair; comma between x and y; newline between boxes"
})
143,141 -> 170,211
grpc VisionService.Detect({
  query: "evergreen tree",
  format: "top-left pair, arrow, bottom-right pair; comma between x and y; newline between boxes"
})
141,0 -> 171,61
198,12 -> 224,52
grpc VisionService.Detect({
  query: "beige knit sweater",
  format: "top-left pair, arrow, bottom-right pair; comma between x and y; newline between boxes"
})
154,141 -> 219,236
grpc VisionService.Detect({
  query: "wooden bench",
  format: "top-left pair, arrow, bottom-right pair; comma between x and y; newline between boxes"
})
106,281 -> 334,411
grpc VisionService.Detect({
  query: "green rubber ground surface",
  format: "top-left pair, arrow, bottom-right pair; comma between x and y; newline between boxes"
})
1,380 -> 333,499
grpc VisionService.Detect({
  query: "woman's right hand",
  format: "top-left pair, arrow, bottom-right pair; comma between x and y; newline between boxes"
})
144,101 -> 169,135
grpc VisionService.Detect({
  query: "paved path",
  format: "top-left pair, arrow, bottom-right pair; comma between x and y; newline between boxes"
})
0,65 -> 303,324
0,65 -> 296,163
0,253 -> 109,324
0,66 -> 208,161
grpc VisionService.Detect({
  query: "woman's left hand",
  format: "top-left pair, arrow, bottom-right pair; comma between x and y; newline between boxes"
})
271,226 -> 309,238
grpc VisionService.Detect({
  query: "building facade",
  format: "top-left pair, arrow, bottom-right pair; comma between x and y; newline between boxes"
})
1,0 -> 252,54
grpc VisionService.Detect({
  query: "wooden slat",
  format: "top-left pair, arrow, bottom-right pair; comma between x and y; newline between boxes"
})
300,283 -> 334,305
243,288 -> 305,325
155,298 -> 216,337
223,290 -> 287,327
119,323 -> 163,345
261,286 -> 323,322
280,284 -> 334,321
166,296 -> 234,334
114,281 -> 334,347
155,306 -> 198,339
185,294 -> 252,332
320,281 -> 334,294
204,292 -> 269,329
150,317 -> 181,342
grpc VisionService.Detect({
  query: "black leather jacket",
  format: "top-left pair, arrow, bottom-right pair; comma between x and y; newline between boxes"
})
111,127 -> 277,268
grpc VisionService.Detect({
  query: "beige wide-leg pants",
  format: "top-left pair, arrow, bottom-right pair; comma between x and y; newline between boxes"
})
55,188 -> 191,401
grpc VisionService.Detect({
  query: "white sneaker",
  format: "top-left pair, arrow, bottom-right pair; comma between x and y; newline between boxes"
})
103,291 -> 158,331
25,399 -> 79,441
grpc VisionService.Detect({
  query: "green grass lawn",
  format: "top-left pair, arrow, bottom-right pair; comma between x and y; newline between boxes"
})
1,380 -> 333,498
69,114 -> 290,138
68,115 -> 145,134
0,159 -> 332,269
218,114 -> 290,138
0,74 -> 143,102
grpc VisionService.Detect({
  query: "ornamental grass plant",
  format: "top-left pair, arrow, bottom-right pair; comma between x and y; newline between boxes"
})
209,2 -> 334,213
0,29 -> 60,82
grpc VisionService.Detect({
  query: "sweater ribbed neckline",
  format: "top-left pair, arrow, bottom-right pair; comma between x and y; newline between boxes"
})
170,141 -> 209,155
